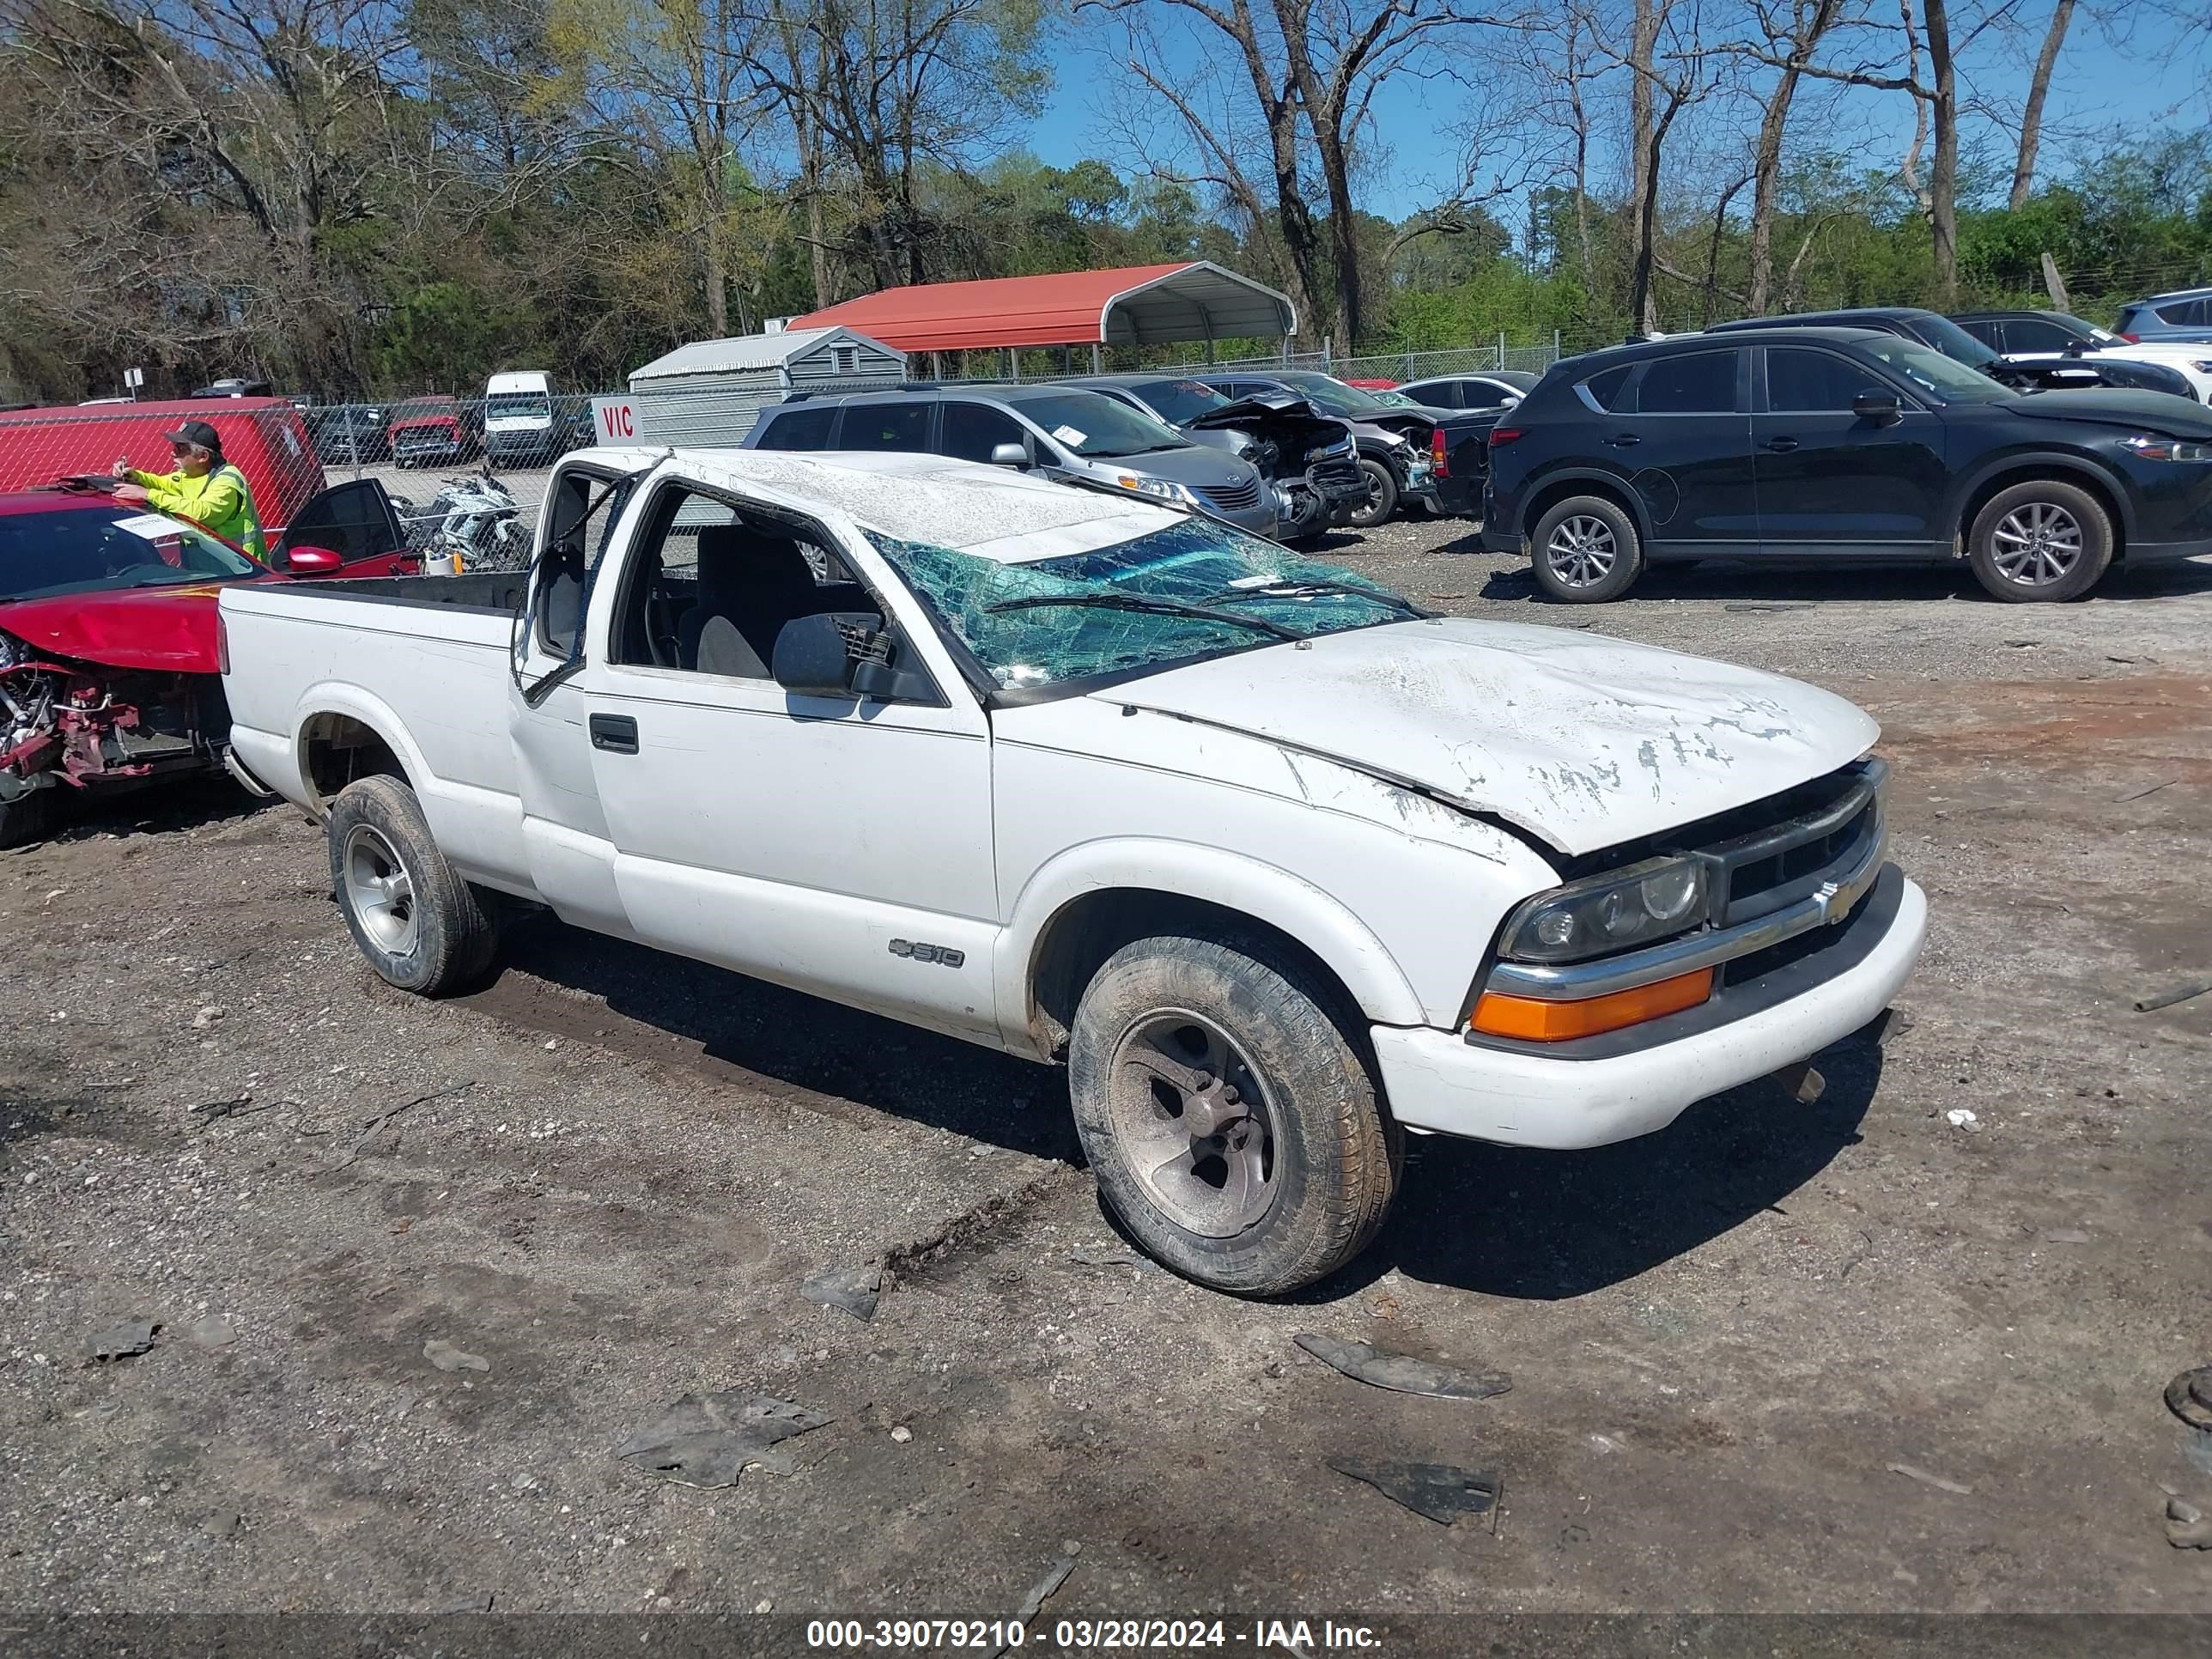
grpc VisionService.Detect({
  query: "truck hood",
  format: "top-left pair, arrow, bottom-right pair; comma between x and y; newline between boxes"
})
1094,618 -> 1877,857
0,582 -> 234,674
2001,388 -> 2212,437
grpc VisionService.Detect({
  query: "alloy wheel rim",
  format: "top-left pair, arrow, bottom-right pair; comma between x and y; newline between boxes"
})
343,824 -> 419,957
1991,501 -> 2083,586
1546,515 -> 1618,586
1105,1010 -> 1278,1238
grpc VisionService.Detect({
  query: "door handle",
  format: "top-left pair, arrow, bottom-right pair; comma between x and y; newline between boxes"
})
1604,433 -> 1641,447
589,713 -> 638,754
1764,436 -> 1801,453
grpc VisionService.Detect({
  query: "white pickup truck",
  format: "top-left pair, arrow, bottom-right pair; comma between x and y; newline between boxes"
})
220,447 -> 1927,1295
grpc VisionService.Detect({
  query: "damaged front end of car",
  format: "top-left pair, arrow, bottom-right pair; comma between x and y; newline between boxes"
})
1185,395 -> 1370,541
0,627 -> 227,840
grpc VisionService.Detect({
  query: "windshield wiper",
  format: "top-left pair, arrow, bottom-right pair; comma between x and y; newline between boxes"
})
1196,578 -> 1432,618
984,592 -> 1302,641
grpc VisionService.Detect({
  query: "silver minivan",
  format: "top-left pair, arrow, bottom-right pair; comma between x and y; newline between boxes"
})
745,385 -> 1279,539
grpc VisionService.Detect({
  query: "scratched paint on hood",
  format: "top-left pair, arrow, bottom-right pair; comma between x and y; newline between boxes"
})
1097,617 -> 1878,857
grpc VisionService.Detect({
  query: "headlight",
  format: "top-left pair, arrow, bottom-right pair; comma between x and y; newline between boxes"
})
1499,857 -> 1709,963
0,629 -> 25,671
2122,435 -> 2212,462
1116,474 -> 1194,503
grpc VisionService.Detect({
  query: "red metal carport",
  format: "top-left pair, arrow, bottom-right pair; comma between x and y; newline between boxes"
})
788,262 -> 1297,374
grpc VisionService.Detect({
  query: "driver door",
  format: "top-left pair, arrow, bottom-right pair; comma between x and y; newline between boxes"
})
580,475 -> 1001,1043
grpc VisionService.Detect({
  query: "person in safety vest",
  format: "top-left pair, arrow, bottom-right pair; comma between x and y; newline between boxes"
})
112,419 -> 266,560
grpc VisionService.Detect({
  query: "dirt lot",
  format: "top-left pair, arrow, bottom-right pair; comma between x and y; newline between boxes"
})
4,520 -> 2211,1631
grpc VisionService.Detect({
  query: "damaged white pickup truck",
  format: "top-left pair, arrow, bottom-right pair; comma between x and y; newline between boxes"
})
219,448 -> 1926,1294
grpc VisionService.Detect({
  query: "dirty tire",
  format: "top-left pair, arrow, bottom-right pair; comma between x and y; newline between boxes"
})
327,775 -> 499,995
1967,479 -> 2112,602
0,789 -> 54,849
1347,459 -> 1400,528
1531,494 -> 1644,602
1068,933 -> 1401,1297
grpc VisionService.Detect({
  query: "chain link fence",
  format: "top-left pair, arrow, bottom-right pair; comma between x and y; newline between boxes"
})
2,344 -> 1568,573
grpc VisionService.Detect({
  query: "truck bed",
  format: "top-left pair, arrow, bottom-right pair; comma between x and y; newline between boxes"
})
219,574 -> 532,891
284,572 -> 531,615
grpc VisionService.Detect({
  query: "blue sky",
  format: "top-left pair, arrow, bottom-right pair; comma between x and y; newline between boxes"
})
1024,10 -> 2209,226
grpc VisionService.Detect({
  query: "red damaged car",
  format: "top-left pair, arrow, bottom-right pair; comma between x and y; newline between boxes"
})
0,478 -> 417,844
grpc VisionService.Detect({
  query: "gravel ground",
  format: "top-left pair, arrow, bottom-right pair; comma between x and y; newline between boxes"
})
4,511 -> 2212,1630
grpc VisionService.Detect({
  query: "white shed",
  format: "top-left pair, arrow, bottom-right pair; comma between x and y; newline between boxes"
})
627,327 -> 905,444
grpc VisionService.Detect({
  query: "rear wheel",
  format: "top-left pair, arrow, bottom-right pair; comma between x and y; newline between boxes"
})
1966,479 -> 2112,602
1068,933 -> 1401,1297
328,775 -> 499,995
1531,495 -> 1644,602
1347,459 -> 1400,528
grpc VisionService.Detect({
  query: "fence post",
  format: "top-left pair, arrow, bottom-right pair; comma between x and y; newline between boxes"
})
1552,328 -> 1560,365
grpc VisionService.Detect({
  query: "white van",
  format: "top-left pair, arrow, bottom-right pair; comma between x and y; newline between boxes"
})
483,370 -> 557,465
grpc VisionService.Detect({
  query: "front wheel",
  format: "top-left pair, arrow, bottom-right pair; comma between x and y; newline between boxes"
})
328,775 -> 500,995
0,788 -> 54,849
1966,479 -> 2112,602
1347,459 -> 1400,528
1068,933 -> 1401,1297
1531,494 -> 1645,602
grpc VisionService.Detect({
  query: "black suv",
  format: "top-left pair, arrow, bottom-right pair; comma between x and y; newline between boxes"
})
1480,326 -> 2212,603
1706,307 -> 2193,399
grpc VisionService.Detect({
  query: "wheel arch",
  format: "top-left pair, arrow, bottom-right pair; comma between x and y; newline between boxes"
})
1519,469 -> 1650,544
1001,843 -> 1427,1062
293,687 -> 428,814
1950,451 -> 2135,559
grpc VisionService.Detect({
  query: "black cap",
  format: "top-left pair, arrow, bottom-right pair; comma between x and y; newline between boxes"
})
161,419 -> 223,453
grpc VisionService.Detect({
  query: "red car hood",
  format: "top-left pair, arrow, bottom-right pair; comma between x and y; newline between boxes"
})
0,580 -> 252,674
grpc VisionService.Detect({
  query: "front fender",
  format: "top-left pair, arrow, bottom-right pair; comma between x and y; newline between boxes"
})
996,836 -> 1429,1057
1943,447 -> 2138,546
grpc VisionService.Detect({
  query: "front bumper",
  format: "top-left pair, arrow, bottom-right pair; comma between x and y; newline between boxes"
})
1370,868 -> 1927,1150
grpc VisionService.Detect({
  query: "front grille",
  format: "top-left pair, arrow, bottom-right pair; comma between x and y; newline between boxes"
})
1199,477 -> 1261,512
1698,761 -> 1884,927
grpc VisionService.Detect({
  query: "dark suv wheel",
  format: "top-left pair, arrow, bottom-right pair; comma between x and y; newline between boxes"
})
1530,495 -> 1645,602
1966,479 -> 2113,602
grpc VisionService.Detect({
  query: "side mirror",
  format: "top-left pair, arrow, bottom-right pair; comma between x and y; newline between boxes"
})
284,545 -> 344,574
1851,391 -> 1900,424
773,611 -> 937,703
772,611 -> 860,697
988,441 -> 1029,469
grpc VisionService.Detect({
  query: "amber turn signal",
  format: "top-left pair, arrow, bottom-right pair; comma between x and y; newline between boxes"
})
1470,968 -> 1714,1042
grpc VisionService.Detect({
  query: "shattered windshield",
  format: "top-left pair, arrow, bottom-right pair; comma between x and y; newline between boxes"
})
866,518 -> 1418,691
1127,380 -> 1233,426
1272,373 -> 1388,417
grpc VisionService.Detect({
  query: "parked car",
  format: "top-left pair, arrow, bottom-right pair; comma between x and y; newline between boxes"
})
221,445 -> 1927,1296
0,478 -> 418,843
303,402 -> 392,465
746,384 -> 1279,540
1952,310 -> 2212,403
1194,370 -> 1443,526
483,370 -> 559,466
2114,287 -> 2212,345
1480,325 -> 2212,604
1398,370 -> 1541,410
1061,374 -> 1368,539
388,396 -> 479,468
191,377 -> 273,399
1705,307 -> 2197,400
